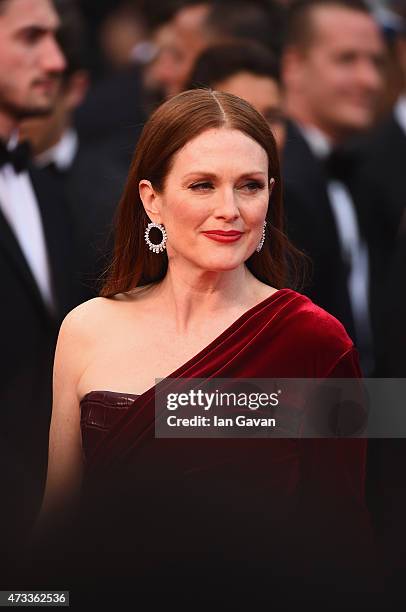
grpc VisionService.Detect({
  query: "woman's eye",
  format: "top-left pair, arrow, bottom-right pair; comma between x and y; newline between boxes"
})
189,181 -> 264,192
189,182 -> 213,191
239,181 -> 265,192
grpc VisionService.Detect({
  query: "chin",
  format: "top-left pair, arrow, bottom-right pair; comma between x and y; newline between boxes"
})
339,109 -> 375,131
15,103 -> 54,120
200,257 -> 247,272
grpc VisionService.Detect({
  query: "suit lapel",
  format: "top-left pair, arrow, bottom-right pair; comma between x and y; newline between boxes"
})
389,112 -> 406,149
0,206 -> 51,320
283,121 -> 330,214
30,165 -> 76,318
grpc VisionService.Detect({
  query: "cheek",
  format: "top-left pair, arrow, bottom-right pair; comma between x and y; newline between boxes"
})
1,50 -> 19,74
162,195 -> 207,237
9,60 -> 32,87
9,44 -> 27,67
240,195 -> 269,223
322,60 -> 357,94
307,59 -> 340,97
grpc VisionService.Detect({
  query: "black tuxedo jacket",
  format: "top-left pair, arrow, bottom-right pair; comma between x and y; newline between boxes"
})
0,140 -> 124,577
344,115 -> 406,587
381,219 -> 406,376
61,142 -> 126,300
352,112 -> 406,368
282,120 -> 356,341
1,149 -> 124,574
0,164 -> 82,563
365,224 -> 406,592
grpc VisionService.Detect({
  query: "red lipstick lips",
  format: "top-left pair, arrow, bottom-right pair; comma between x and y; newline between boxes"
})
202,230 -> 243,243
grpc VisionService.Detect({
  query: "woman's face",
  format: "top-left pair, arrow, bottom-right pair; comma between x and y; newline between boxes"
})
140,127 -> 272,274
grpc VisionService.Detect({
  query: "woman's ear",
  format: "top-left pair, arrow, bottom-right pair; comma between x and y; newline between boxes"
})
269,177 -> 276,196
139,180 -> 162,223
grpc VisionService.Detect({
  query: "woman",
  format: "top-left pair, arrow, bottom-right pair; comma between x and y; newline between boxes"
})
39,90 -> 377,603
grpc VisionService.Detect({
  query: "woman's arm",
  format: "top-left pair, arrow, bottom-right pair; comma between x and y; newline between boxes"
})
37,303 -> 94,528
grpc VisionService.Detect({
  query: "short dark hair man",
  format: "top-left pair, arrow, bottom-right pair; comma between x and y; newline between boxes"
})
0,0 -> 65,129
21,0 -> 127,307
281,0 -> 385,374
0,0 -> 66,571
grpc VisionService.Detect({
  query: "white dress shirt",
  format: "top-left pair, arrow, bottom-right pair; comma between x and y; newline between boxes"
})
35,128 -> 78,171
395,96 -> 406,235
394,95 -> 406,137
0,133 -> 55,312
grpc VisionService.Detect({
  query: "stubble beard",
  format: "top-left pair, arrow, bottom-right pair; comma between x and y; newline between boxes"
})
6,99 -> 54,121
0,86 -> 56,123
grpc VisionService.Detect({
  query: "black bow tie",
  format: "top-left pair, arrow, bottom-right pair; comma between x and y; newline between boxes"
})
323,147 -> 356,183
0,140 -> 31,173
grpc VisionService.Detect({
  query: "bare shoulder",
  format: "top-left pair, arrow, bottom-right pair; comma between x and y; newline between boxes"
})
53,297 -> 123,399
59,296 -> 116,341
58,287 -> 155,347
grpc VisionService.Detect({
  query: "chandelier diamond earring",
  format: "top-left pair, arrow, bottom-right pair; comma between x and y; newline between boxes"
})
144,222 -> 167,253
256,220 -> 267,253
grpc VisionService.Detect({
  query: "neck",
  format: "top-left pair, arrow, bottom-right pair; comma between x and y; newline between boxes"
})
153,262 -> 263,334
0,110 -> 18,143
38,119 -> 71,155
285,98 -> 346,146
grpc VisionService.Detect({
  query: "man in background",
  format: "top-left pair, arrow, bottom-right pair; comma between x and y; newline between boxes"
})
354,3 -> 406,595
145,0 -> 285,101
0,0 -> 66,572
353,0 -> 406,374
281,0 -> 385,374
21,0 -> 125,304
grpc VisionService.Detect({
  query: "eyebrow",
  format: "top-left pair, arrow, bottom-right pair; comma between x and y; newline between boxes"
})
17,15 -> 60,34
182,171 -> 267,180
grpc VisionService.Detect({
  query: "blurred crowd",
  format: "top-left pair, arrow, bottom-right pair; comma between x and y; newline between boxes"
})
20,0 -> 405,377
1,0 -> 406,591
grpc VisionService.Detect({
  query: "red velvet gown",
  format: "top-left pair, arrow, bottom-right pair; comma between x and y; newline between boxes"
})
73,289 -> 379,603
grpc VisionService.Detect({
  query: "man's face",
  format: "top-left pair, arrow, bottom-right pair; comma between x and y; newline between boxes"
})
292,6 -> 385,137
146,4 -> 211,98
0,0 -> 66,121
20,81 -> 67,154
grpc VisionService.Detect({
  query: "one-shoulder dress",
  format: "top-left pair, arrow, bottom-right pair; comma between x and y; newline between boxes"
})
72,289 -> 379,603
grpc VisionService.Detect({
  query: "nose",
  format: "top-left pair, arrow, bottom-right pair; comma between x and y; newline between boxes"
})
214,187 -> 241,221
42,35 -> 67,74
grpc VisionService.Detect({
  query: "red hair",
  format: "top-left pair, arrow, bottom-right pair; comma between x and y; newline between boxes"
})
100,89 -> 302,297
